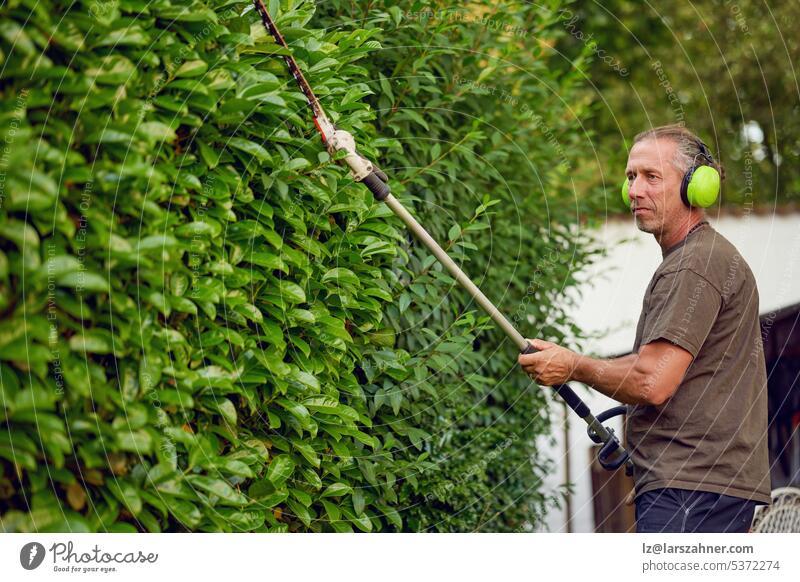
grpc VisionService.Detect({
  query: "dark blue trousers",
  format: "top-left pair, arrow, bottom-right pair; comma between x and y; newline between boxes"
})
635,488 -> 760,533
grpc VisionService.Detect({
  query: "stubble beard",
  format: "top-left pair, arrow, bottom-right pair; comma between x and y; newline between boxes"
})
634,215 -> 656,234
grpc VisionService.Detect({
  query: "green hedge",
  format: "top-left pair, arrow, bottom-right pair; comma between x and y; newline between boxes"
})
0,0 -> 599,532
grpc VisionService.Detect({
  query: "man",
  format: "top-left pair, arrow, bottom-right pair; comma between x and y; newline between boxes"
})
518,125 -> 772,533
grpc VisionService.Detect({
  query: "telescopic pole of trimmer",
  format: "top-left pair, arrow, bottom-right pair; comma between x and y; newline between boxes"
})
380,194 -> 631,474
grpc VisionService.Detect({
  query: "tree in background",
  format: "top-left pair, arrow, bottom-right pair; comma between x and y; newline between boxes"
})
556,0 -> 800,211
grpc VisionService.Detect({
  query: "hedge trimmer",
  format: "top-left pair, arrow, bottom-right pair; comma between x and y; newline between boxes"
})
251,1 -> 633,475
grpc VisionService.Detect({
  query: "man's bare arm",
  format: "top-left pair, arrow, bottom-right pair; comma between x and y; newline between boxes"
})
572,340 -> 694,406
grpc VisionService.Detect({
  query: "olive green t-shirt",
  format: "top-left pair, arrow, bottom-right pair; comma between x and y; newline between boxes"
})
626,223 -> 772,505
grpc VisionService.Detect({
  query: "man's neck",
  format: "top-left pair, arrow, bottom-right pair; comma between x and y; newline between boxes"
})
656,215 -> 707,254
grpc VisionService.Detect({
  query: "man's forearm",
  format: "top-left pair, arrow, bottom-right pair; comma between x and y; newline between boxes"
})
571,353 -> 654,405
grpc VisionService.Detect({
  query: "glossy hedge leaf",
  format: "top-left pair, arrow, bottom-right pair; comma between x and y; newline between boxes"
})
321,482 -> 352,498
276,280 -> 306,304
266,455 -> 295,488
185,476 -> 248,506
227,137 -> 272,165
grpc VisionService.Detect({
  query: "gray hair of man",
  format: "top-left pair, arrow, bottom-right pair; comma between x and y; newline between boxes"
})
632,124 -> 726,183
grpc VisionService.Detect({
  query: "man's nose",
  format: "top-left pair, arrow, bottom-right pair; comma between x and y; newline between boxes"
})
628,176 -> 645,200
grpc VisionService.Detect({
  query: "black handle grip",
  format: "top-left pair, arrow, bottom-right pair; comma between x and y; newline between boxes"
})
597,436 -> 630,471
589,405 -> 632,474
362,170 -> 390,200
596,405 -> 627,424
521,341 -> 590,418
553,384 -> 591,418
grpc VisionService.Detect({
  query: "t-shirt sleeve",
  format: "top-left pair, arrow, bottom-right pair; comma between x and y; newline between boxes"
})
640,268 -> 722,358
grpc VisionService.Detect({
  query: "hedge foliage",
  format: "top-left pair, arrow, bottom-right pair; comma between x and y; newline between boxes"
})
0,0 -> 599,532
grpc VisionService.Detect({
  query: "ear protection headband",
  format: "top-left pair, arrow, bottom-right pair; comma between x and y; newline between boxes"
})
621,139 -> 720,209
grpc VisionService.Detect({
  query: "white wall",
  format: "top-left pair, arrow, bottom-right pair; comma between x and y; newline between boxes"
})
536,212 -> 800,532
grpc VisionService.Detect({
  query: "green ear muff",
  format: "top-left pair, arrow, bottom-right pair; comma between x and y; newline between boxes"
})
684,164 -> 720,208
622,165 -> 720,209
621,177 -> 631,207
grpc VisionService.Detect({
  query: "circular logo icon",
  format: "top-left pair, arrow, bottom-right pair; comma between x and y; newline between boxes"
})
20,542 -> 46,570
